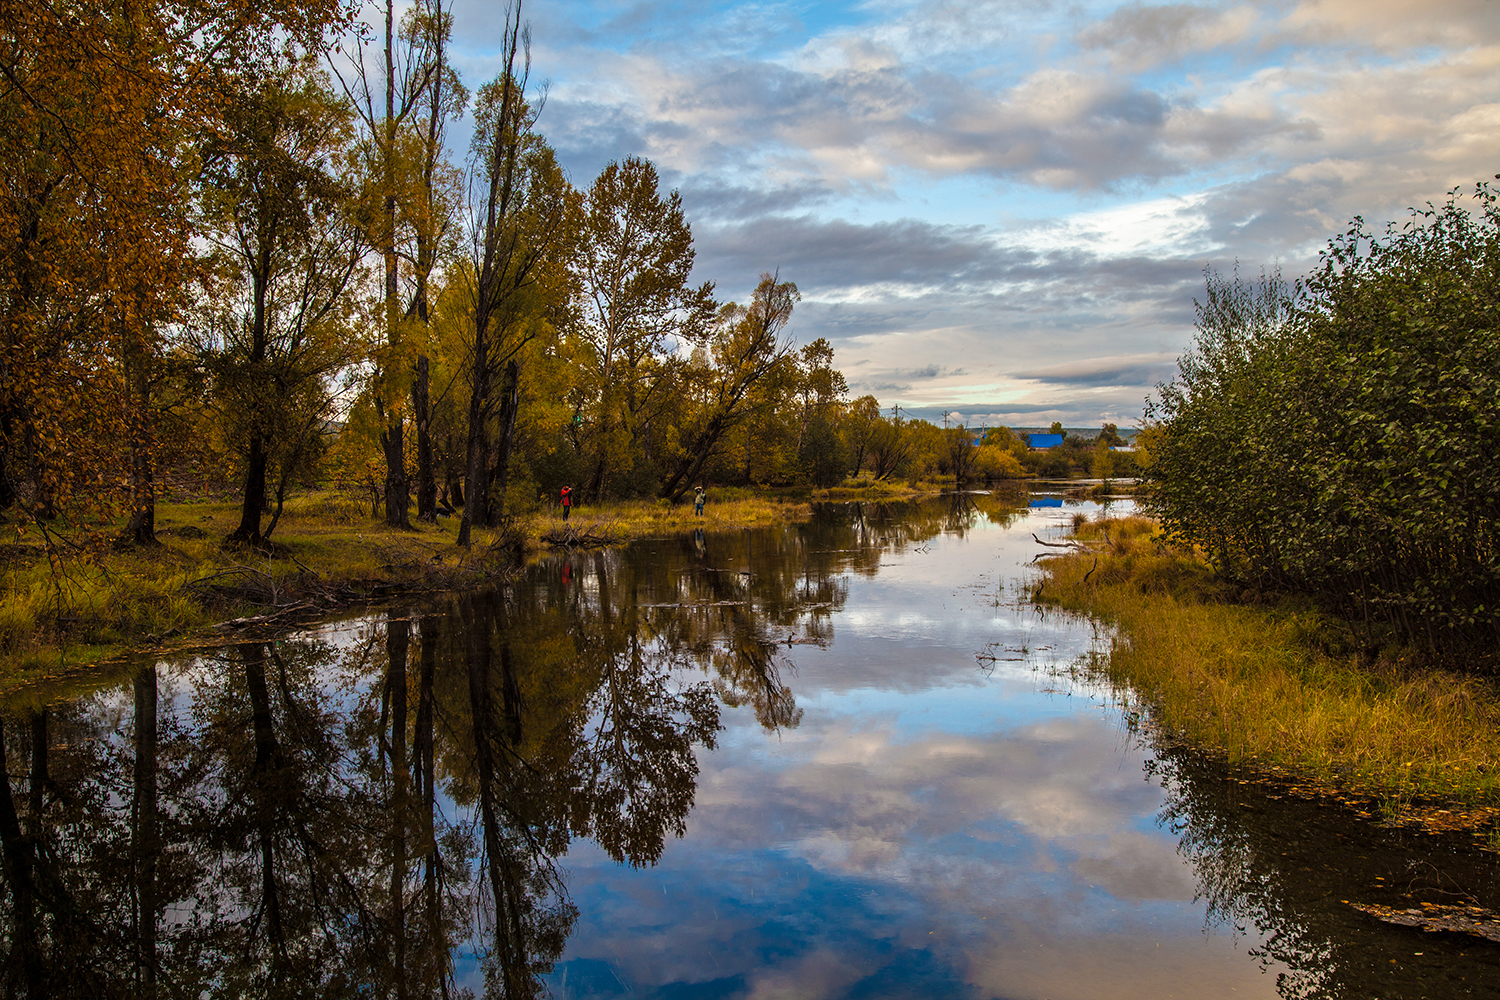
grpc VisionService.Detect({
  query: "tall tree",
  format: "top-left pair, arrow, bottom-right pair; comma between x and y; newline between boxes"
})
400,3 -> 466,523
457,0 -> 574,547
572,156 -> 714,500
199,57 -> 364,545
0,1 -> 348,554
842,395 -> 883,478
660,273 -> 797,501
336,0 -> 445,529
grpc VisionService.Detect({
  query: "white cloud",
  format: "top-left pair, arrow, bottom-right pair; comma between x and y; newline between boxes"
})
446,0 -> 1500,422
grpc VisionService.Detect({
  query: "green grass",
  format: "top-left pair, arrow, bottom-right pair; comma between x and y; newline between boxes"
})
1037,516 -> 1500,821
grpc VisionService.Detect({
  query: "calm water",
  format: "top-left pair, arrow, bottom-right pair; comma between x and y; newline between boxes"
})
5,493 -> 1498,999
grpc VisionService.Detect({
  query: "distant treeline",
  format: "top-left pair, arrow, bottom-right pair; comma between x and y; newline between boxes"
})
1144,180 -> 1500,666
0,1 -> 1136,558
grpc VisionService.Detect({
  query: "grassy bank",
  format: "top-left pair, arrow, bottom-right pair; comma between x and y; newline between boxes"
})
814,477 -> 952,501
543,494 -> 809,537
1037,516 -> 1500,834
0,491 -> 809,684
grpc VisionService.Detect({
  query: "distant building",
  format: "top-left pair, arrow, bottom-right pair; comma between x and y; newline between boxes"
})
1026,433 -> 1064,450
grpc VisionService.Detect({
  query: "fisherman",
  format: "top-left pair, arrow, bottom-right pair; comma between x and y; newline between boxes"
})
694,485 -> 706,517
561,484 -> 572,521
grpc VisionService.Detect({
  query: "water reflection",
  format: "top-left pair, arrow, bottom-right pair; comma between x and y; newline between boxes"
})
1,495 -> 1495,999
0,499 -> 978,998
1148,742 -> 1500,999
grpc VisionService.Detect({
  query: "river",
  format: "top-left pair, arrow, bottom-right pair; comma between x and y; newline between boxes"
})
2,491 -> 1496,998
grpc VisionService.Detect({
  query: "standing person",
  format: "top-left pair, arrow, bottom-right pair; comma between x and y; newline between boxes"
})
694,485 -> 706,517
561,484 -> 572,521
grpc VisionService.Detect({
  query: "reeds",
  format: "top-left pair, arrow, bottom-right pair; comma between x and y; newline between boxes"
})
1040,516 -> 1500,810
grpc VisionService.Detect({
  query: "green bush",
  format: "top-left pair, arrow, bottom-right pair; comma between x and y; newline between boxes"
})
1146,181 -> 1500,665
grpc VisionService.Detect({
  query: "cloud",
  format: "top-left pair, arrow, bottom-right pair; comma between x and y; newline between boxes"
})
1275,0 -> 1500,51
1077,3 -> 1263,70
678,177 -> 837,221
443,0 -> 1500,425
1012,352 -> 1180,388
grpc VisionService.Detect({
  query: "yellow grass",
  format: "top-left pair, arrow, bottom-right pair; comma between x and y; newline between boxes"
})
0,491 -> 811,684
815,478 -> 950,500
1038,516 -> 1500,815
533,495 -> 809,537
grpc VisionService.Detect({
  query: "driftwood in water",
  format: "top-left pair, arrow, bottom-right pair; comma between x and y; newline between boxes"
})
1032,533 -> 1104,551
541,525 -> 615,548
1349,901 -> 1500,943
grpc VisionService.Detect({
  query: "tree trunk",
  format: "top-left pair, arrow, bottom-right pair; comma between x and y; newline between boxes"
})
122,334 -> 157,547
382,420 -> 409,529
133,666 -> 159,991
231,434 -> 269,543
487,359 -> 520,523
380,0 -> 409,531
414,354 -> 436,522
232,265 -> 271,545
457,332 -> 492,547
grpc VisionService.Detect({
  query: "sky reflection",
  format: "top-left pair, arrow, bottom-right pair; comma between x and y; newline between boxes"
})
545,499 -> 1287,999
18,495 -> 1491,999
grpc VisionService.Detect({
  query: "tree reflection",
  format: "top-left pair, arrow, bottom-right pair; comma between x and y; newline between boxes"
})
1150,743 -> 1500,999
0,496 -> 1035,996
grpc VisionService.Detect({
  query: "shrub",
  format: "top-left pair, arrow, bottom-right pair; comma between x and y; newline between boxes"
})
1146,182 -> 1500,665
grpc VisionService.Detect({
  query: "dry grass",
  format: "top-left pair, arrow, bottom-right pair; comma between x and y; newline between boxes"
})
1038,516 -> 1500,812
0,492 -> 811,682
531,496 -> 810,540
816,478 -> 949,500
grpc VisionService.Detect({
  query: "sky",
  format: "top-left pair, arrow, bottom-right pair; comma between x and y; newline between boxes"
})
436,0 -> 1500,427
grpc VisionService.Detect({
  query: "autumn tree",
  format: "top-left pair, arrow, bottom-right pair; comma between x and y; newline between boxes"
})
399,2 -> 466,522
724,349 -> 801,485
457,1 -> 575,547
198,58 -> 365,545
571,156 -> 715,500
0,2 -> 349,558
0,9 -> 189,545
944,426 -> 980,483
792,338 -> 848,486
841,395 -> 882,478
660,273 -> 798,501
336,0 -> 450,529
974,426 -> 1026,480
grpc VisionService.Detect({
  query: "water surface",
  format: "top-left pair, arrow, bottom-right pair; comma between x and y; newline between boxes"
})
3,493 -> 1497,999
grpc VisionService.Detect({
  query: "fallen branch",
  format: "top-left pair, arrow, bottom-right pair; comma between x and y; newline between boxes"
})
215,602 -> 317,631
541,525 -> 616,548
1032,533 -> 1104,551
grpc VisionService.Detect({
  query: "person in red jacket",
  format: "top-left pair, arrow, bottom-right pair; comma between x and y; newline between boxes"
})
560,485 -> 572,521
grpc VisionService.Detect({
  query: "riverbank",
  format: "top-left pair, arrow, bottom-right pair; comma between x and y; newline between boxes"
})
814,478 -> 951,500
0,492 -> 811,685
1035,516 -> 1500,843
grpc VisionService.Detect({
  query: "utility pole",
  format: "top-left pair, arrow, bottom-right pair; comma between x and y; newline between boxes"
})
942,410 -> 949,429
891,404 -> 902,421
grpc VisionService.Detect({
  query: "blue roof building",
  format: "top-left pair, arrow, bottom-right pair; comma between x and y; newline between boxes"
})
1027,433 -> 1064,449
